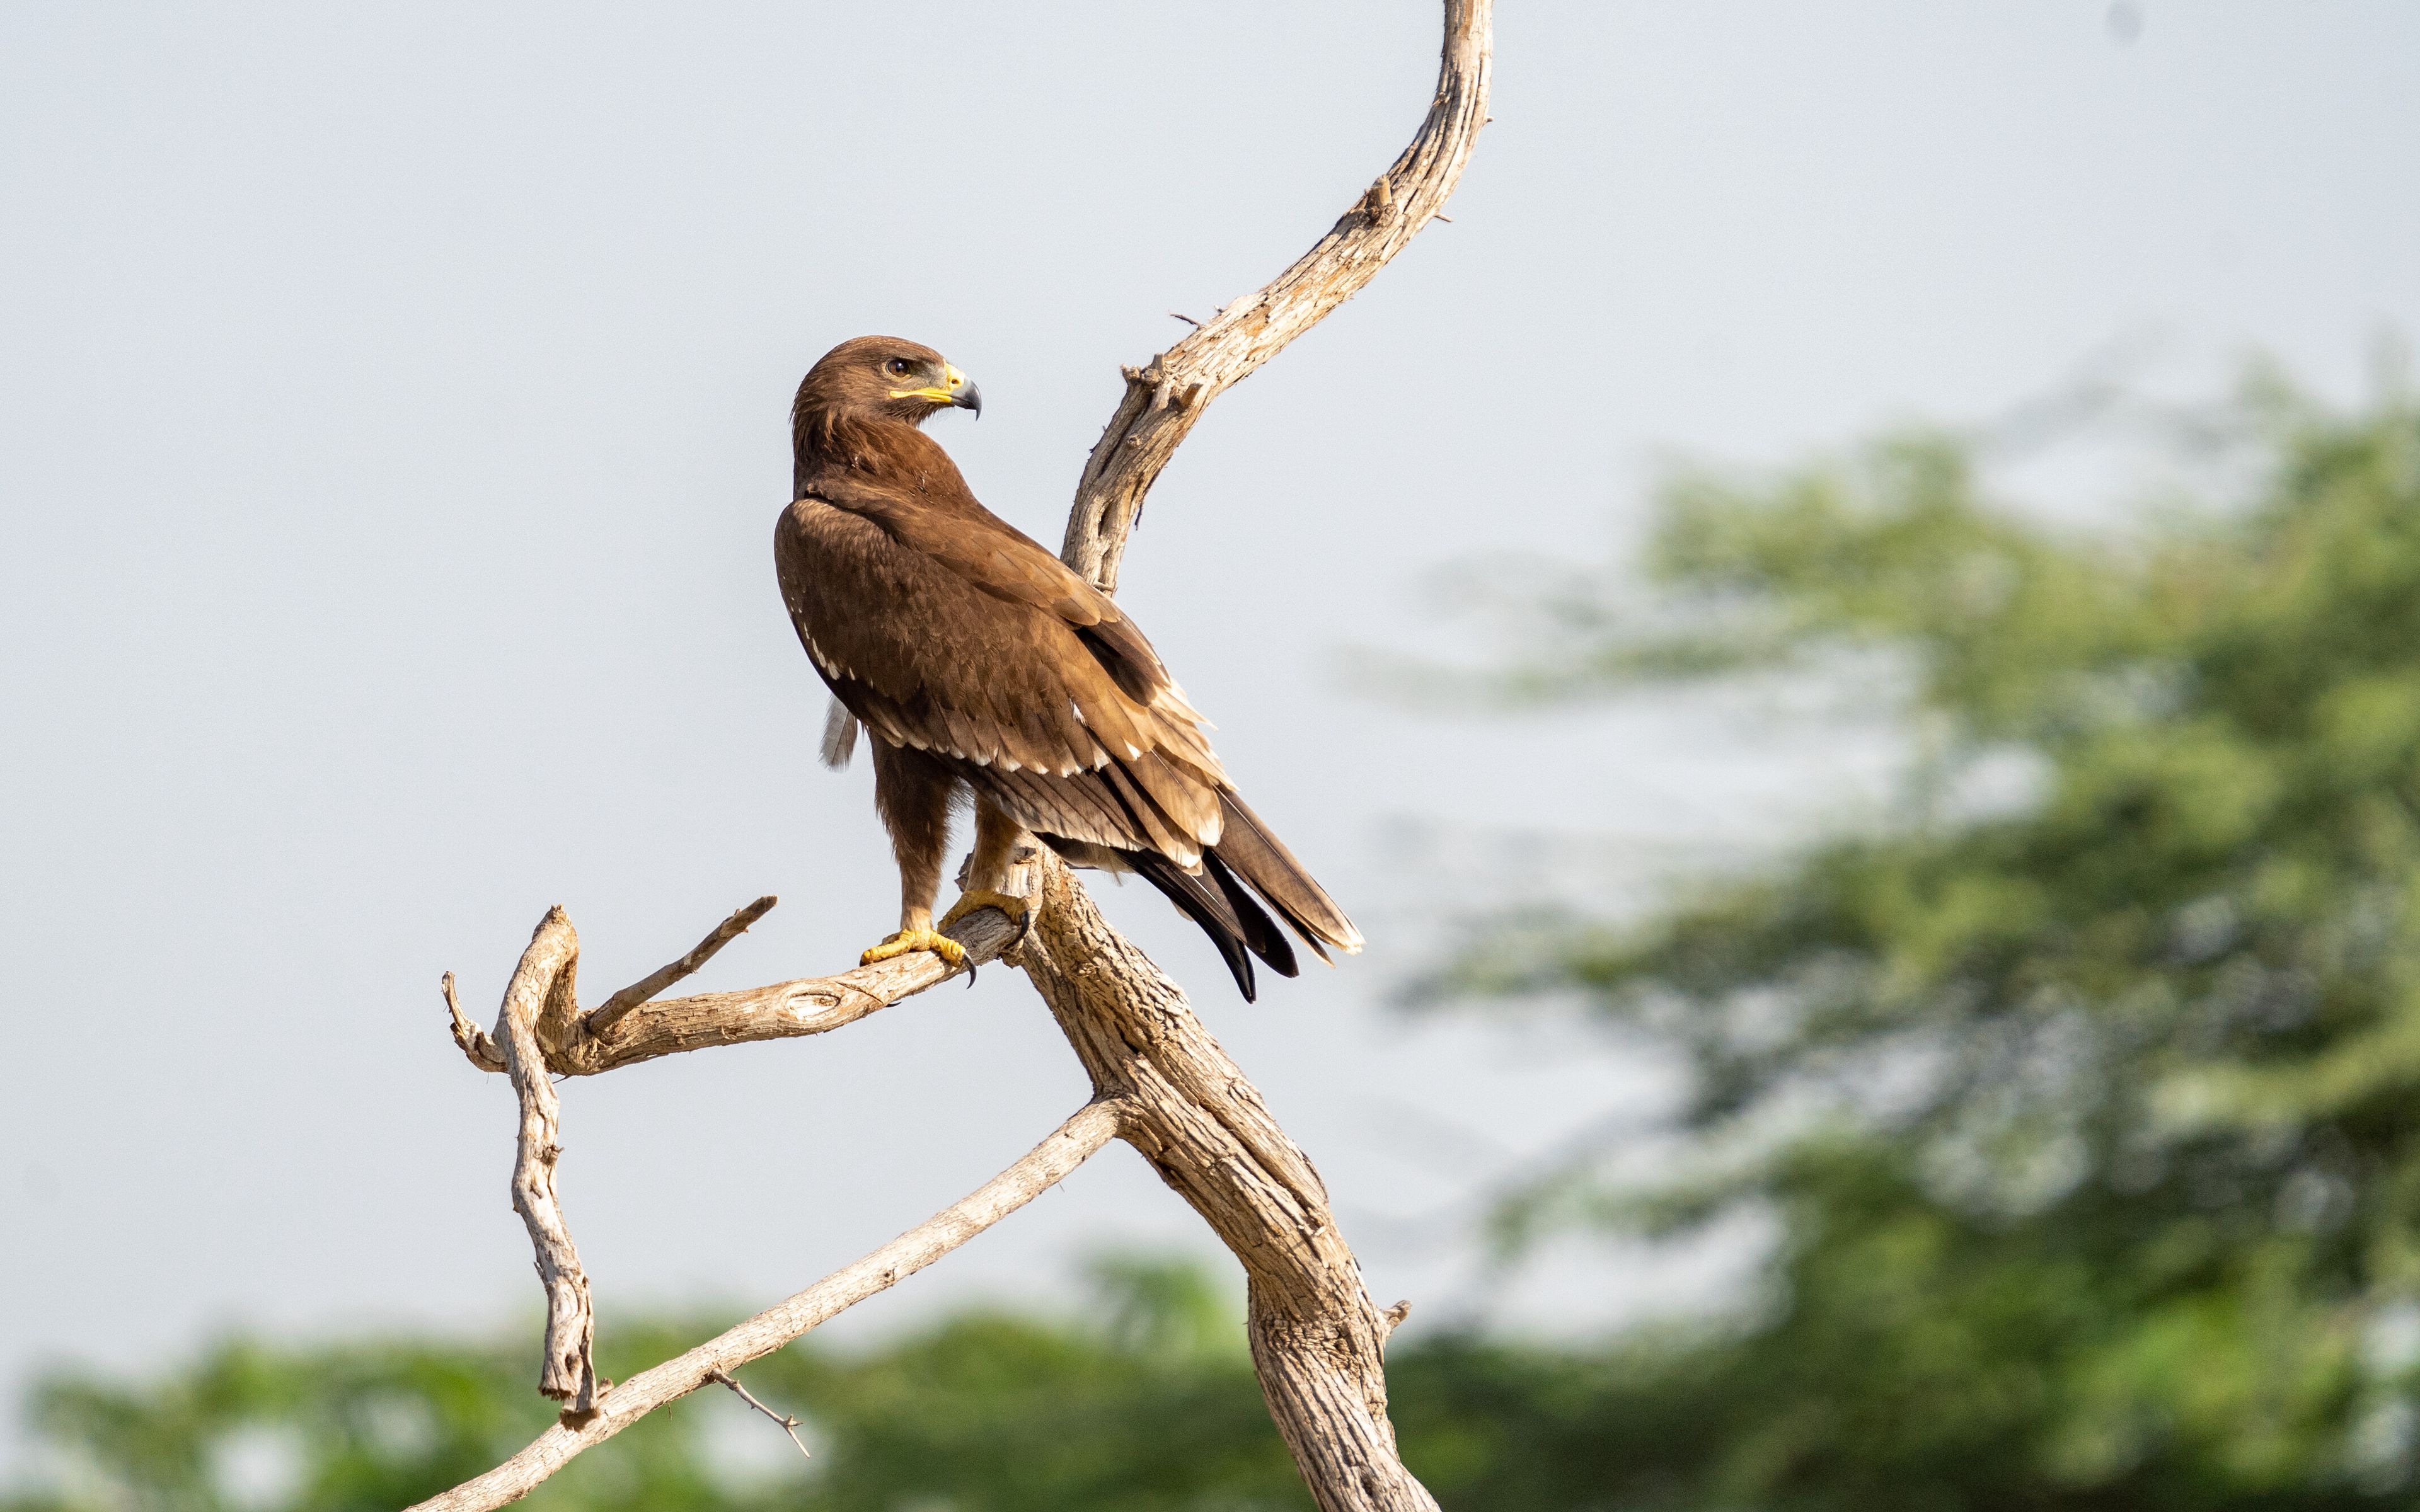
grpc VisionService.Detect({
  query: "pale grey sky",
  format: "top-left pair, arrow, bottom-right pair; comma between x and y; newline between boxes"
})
4,0 -> 2417,1470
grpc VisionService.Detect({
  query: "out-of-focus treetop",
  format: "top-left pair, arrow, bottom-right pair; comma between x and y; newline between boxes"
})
1427,375 -> 2420,1507
16,380 -> 2420,1511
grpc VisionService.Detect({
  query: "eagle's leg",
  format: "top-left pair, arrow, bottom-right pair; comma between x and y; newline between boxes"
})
938,795 -> 1032,932
859,740 -> 967,970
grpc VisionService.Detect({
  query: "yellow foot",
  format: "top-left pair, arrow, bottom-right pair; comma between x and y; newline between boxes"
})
858,928 -> 967,970
938,889 -> 1030,932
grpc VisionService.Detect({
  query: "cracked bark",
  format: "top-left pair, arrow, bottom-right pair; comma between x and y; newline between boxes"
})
415,5 -> 1487,1508
1012,854 -> 1432,1511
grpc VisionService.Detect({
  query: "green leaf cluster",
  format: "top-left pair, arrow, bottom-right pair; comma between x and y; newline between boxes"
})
0,1259 -> 1282,1512
0,1258 -> 1659,1512
1424,382 -> 2420,1506
20,385 -> 2420,1511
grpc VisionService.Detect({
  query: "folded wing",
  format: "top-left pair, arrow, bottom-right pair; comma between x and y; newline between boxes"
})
776,478 -> 1359,994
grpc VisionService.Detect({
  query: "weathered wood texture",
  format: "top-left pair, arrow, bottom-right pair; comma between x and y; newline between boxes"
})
420,3 -> 1488,1506
1010,855 -> 1434,1512
1031,4 -> 1489,1504
446,897 -> 1022,1079
486,910 -> 596,1410
403,1101 -> 1123,1512
1063,0 -> 1492,595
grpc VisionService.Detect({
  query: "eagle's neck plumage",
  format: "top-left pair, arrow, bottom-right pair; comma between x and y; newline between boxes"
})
791,404 -> 961,502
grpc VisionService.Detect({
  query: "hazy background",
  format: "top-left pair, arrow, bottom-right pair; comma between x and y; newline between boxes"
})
3,0 -> 2416,1479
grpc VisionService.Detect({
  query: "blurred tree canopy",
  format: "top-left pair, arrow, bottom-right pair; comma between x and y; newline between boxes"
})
14,382 -> 2420,1511
1424,377 -> 2420,1507
0,1259 -> 1640,1512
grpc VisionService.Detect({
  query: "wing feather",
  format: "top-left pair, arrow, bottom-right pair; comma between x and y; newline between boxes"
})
776,480 -> 1313,916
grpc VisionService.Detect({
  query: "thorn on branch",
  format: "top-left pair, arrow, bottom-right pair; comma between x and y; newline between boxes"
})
1431,214 -> 1455,223
706,1368 -> 812,1459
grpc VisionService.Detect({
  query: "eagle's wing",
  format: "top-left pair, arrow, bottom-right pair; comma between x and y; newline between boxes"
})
776,482 -> 1228,867
817,472 -> 1207,718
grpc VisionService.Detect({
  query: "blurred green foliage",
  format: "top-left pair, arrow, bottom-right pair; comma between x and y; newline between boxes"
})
0,1259 -> 1655,1512
1424,378 -> 2420,1506
0,1259 -> 1282,1512
16,383 -> 2420,1511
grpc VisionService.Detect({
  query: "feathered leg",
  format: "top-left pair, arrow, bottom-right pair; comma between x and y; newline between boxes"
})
860,739 -> 966,968
938,795 -> 1032,936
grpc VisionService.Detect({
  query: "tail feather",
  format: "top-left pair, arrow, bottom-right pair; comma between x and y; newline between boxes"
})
1124,849 -> 1266,1002
1210,792 -> 1363,961
1207,851 -> 1297,978
1033,792 -> 1356,1002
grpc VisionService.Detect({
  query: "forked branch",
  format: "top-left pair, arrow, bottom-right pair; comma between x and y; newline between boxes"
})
422,3 -> 1487,1508
405,1101 -> 1124,1512
1015,852 -> 1438,1511
444,896 -> 1023,1079
587,893 -> 776,1037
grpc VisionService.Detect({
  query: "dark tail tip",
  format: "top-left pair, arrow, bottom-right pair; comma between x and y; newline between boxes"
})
1127,850 -> 1264,1000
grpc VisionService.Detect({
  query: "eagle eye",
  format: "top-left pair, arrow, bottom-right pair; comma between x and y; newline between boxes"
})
885,358 -> 914,379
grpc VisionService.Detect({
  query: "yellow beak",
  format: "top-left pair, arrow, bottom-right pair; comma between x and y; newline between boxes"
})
889,364 -> 980,413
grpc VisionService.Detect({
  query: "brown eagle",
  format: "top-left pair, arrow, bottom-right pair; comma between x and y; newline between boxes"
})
775,335 -> 1361,999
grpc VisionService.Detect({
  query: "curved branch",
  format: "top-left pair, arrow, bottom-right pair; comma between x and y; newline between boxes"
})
1015,853 -> 1437,1512
442,896 -> 1029,1412
1061,0 -> 1492,593
444,900 -> 1025,1079
424,6 -> 1489,1507
494,908 -> 596,1411
1029,6 -> 1489,1506
406,1099 -> 1126,1512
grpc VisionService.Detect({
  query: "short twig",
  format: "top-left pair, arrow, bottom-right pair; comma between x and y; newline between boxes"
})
586,895 -> 778,1038
443,970 -> 503,1070
1431,213 -> 1454,223
706,1368 -> 811,1459
1168,311 -> 1203,327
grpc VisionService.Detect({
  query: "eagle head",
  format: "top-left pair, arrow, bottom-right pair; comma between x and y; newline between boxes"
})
795,336 -> 982,430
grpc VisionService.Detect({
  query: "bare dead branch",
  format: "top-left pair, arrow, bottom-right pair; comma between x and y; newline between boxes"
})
405,1099 -> 1125,1512
439,885 -> 1027,1420
1014,854 -> 1438,1511
444,899 -> 1023,1079
705,1368 -> 812,1460
492,908 -> 598,1411
1030,15 -> 1490,1497
424,5 -> 1487,1507
1062,0 -> 1493,594
586,894 -> 777,1038
442,970 -> 502,1072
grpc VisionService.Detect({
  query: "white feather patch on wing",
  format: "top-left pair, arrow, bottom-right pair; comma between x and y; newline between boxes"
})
820,696 -> 860,771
